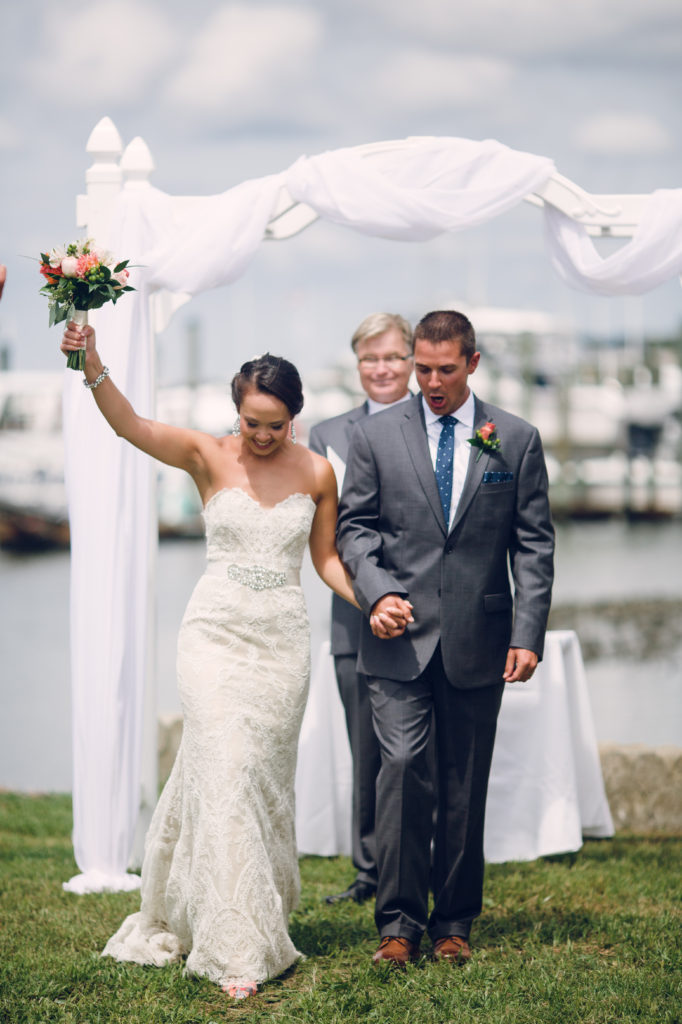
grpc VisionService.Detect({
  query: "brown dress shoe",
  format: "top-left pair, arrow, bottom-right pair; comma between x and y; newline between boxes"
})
372,936 -> 419,967
432,935 -> 471,964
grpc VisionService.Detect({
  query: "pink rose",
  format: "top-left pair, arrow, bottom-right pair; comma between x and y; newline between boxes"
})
112,269 -> 129,288
61,256 -> 79,277
478,421 -> 496,440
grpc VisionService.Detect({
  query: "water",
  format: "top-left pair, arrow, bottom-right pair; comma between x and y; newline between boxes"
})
1,520 -> 681,792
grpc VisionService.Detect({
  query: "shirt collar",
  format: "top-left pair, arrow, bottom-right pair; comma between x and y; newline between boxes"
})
421,390 -> 475,430
367,391 -> 411,416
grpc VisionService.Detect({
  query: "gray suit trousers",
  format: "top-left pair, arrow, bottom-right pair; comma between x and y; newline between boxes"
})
334,655 -> 381,885
368,645 -> 504,944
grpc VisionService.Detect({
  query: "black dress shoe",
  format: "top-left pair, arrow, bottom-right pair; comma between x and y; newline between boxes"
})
326,880 -> 377,905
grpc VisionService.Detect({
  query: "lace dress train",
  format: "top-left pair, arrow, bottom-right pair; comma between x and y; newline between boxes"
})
102,488 -> 315,989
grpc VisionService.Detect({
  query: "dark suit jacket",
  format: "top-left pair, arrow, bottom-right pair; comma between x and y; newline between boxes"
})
308,403 -> 368,656
336,393 -> 555,689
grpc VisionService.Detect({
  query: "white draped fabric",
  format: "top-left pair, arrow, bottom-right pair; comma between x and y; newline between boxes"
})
62,282 -> 155,893
545,189 -> 682,295
64,136 -> 680,891
285,137 -> 555,239
144,175 -> 285,294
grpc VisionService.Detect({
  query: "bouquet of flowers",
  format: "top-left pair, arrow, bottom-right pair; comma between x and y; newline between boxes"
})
39,239 -> 134,370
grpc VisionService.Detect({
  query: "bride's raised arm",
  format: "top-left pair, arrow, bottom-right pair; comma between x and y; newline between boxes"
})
61,320 -> 212,477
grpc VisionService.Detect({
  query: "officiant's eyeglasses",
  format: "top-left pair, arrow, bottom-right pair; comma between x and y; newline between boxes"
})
357,354 -> 412,367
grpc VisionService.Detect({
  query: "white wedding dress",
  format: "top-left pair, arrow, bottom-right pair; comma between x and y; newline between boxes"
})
103,487 -> 315,989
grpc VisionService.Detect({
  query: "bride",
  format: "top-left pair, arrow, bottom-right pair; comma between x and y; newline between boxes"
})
60,320 -> 407,999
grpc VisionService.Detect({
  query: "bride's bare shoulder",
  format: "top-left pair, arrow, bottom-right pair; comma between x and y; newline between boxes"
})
298,445 -> 337,497
298,443 -> 331,472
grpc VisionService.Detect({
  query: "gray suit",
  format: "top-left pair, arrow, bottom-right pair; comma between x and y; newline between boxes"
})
309,402 -> 380,887
337,393 -> 554,943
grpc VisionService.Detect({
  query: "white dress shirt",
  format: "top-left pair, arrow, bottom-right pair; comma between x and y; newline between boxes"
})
367,392 -> 411,416
422,391 -> 475,529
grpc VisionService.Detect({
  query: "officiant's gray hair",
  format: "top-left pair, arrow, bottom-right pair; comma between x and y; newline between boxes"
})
351,313 -> 413,355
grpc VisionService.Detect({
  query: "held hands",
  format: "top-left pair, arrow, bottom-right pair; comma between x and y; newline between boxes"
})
370,594 -> 414,639
503,647 -> 538,683
61,321 -> 96,360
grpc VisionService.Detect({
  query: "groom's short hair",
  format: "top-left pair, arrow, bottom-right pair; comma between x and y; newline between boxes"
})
414,310 -> 477,362
351,313 -> 413,354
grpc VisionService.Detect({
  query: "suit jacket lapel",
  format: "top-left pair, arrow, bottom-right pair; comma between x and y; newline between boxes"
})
400,396 -> 447,536
450,396 -> 491,533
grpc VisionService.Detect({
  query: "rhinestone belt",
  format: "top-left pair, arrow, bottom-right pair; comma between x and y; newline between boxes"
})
206,561 -> 298,590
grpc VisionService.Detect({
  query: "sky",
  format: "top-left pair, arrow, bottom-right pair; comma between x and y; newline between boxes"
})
1,0 -> 681,381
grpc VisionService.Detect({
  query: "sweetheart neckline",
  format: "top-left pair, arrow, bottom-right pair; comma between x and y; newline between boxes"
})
202,486 -> 316,514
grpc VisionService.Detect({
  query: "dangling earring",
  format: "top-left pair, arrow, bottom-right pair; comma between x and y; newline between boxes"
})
233,415 -> 241,436
290,421 -> 297,445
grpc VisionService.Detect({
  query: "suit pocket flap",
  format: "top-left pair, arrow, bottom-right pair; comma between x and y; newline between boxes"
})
484,593 -> 513,613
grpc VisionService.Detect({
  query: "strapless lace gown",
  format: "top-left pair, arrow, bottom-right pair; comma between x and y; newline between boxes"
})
103,488 -> 315,989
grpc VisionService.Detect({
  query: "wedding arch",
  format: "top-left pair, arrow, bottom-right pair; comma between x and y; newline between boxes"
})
62,117 -> 682,893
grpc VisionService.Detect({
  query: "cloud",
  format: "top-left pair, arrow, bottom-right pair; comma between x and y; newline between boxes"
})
372,49 -> 514,109
164,4 -> 323,119
352,0 -> 682,60
575,113 -> 671,155
0,117 -> 22,152
27,1 -> 177,105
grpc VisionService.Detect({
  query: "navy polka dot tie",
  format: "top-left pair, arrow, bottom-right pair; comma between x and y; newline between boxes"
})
436,415 -> 457,524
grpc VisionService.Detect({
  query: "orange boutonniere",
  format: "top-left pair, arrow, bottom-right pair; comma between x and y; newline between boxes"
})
467,421 -> 501,461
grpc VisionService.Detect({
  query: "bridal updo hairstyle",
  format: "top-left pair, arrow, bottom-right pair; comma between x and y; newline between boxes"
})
231,353 -> 304,418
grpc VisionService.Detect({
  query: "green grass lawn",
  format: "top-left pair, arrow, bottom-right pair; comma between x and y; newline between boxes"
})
1,792 -> 680,1023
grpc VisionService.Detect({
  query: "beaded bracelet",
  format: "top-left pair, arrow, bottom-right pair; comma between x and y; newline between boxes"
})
83,366 -> 110,390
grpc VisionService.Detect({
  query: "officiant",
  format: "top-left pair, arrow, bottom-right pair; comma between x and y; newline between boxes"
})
308,312 -> 414,905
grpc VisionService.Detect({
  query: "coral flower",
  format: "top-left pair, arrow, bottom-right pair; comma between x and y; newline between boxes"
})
76,252 -> 100,277
40,262 -> 62,280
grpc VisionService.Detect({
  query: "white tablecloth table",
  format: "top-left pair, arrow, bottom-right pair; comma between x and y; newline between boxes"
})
295,630 -> 614,863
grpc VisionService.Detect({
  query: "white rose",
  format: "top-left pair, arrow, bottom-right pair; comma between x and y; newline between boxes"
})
61,256 -> 79,277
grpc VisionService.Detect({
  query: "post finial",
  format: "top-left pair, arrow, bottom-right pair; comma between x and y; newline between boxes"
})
81,118 -> 123,241
86,117 -> 123,160
121,136 -> 155,188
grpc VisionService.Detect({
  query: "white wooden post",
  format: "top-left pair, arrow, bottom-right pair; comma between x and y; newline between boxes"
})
76,117 -> 123,242
74,120 -> 160,872
120,135 -> 160,869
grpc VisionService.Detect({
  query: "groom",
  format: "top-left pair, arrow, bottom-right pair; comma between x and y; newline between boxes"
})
337,310 -> 554,966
